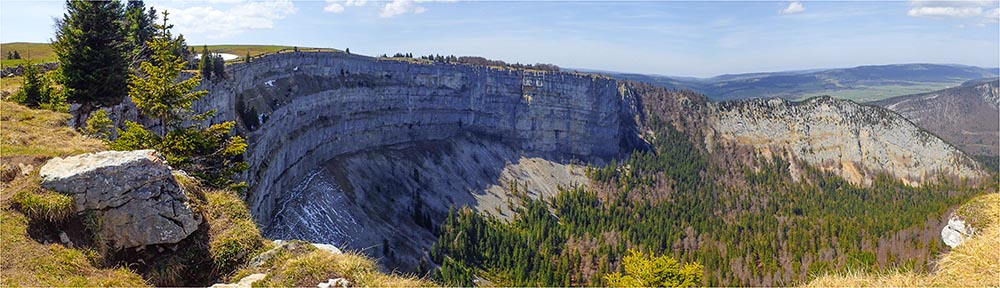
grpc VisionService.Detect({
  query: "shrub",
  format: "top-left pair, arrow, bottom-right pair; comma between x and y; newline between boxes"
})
604,249 -> 703,287
83,109 -> 114,141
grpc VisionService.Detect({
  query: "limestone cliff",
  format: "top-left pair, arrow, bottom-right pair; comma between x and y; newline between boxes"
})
195,52 -> 640,227
708,96 -> 984,186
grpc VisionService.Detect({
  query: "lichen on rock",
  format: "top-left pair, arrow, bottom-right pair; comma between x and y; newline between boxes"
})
39,149 -> 202,249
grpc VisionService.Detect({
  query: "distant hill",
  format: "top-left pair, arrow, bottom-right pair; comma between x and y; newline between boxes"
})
870,78 -> 1000,157
600,64 -> 999,102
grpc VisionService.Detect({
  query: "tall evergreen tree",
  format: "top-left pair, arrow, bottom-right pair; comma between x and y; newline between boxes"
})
124,0 -> 156,69
199,45 -> 211,81
129,10 -> 205,135
212,54 -> 225,80
53,0 -> 129,127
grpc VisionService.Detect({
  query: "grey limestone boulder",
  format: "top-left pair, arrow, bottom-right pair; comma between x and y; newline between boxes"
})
40,150 -> 202,249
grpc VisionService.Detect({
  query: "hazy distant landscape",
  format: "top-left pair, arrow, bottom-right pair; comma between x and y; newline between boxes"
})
1,0 -> 998,287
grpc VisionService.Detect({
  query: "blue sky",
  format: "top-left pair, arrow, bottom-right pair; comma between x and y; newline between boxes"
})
2,0 -> 998,77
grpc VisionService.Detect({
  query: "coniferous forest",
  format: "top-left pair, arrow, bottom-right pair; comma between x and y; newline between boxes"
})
430,110 -> 986,286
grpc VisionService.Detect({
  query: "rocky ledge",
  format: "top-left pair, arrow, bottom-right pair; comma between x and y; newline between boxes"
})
40,150 -> 202,249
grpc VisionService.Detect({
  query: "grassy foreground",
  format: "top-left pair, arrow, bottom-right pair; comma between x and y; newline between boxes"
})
0,101 -> 428,286
805,192 -> 1000,287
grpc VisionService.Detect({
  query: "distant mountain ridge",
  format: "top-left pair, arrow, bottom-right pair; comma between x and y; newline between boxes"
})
870,78 -> 1000,157
590,63 -> 999,102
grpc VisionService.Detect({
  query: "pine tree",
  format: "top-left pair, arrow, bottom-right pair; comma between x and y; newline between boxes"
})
124,0 -> 156,68
212,54 -> 225,80
122,11 -> 248,189
199,45 -> 211,81
13,62 -> 49,108
12,51 -> 21,59
53,0 -> 129,127
245,51 -> 251,63
129,10 -> 206,135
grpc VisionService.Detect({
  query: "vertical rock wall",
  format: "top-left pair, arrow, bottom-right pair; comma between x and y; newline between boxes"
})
196,52 -> 638,226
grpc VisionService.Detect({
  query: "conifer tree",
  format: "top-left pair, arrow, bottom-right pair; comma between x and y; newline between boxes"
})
212,54 -> 225,80
129,10 -> 206,135
124,0 -> 157,68
199,45 -> 211,81
13,62 -> 50,108
53,0 -> 129,126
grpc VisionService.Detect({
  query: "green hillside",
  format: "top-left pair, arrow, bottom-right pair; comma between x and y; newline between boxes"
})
0,42 -> 336,67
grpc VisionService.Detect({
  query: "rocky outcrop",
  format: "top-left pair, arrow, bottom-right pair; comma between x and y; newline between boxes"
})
39,150 -> 202,249
709,96 -> 984,186
871,79 -> 1000,156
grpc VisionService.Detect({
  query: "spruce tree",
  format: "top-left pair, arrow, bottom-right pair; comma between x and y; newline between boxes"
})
14,62 -> 49,108
124,0 -> 156,68
199,45 -> 211,81
129,11 -> 205,134
53,0 -> 129,127
12,51 -> 21,59
212,54 -> 225,80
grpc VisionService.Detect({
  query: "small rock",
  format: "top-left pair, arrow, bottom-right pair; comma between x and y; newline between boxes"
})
318,277 -> 350,288
942,215 -> 975,248
58,231 -> 70,244
311,243 -> 343,254
211,273 -> 267,288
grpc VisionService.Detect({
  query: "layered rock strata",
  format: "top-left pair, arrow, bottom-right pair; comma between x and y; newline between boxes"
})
196,52 -> 638,226
709,96 -> 984,186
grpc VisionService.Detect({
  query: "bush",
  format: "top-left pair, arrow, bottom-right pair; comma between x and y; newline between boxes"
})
111,120 -> 248,190
83,109 -> 114,141
604,249 -> 703,287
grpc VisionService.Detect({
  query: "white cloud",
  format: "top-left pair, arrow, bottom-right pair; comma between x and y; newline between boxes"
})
907,6 -> 982,18
906,0 -> 1000,19
781,1 -> 805,14
160,0 -> 297,38
322,0 -> 451,16
324,0 -> 368,13
986,8 -> 1000,22
380,0 -> 427,18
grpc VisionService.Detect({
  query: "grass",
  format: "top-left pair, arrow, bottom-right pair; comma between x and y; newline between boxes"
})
799,81 -> 964,102
0,42 -> 57,68
234,242 -> 433,287
0,100 -> 104,158
179,176 -> 267,277
805,192 -> 1000,287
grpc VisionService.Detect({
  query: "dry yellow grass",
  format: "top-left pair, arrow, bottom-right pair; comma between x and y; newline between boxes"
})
805,193 -> 1000,287
0,101 -> 104,158
235,242 -> 434,287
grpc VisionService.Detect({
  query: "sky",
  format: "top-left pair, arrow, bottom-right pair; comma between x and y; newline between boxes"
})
1,0 -> 998,77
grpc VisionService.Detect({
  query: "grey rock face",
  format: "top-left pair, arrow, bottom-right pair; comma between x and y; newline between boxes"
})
40,150 -> 202,249
710,96 -> 984,186
195,52 -> 636,226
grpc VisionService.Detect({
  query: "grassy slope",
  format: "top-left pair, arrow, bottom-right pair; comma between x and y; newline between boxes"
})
0,101 -> 430,286
0,43 -> 58,68
805,192 -> 1000,287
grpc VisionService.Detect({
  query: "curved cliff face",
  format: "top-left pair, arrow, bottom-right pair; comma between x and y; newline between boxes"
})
196,52 -> 637,227
709,97 -> 984,186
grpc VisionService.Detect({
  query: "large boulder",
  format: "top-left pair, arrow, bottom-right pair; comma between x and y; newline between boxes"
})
40,150 -> 202,249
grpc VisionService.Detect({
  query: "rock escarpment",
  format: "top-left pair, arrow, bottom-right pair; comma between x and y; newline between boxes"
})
709,96 -> 984,186
40,150 -> 202,249
872,79 -> 1000,157
196,52 -> 639,227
